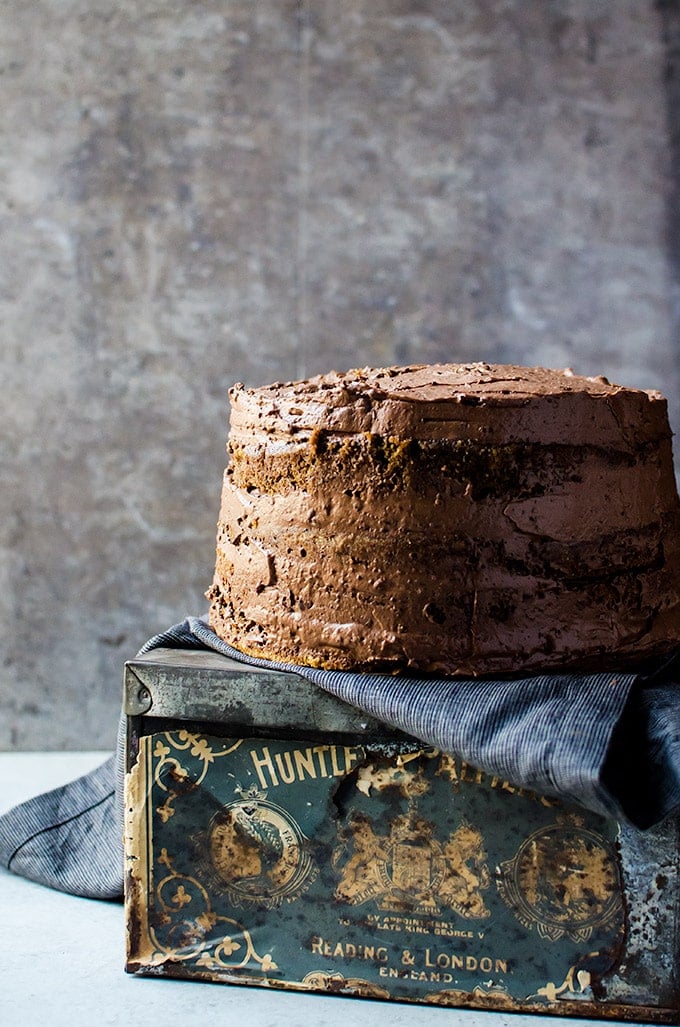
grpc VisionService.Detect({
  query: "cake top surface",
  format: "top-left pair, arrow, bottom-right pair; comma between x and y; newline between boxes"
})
228,362 -> 670,448
234,362 -> 656,402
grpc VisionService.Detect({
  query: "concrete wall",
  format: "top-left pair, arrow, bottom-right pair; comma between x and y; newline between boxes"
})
2,0 -> 679,749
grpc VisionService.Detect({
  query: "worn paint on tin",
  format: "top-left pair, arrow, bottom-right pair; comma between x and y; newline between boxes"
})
124,728 -> 653,1015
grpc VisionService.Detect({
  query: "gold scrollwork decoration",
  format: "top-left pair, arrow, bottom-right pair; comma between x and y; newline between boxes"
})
151,732 -> 243,822
149,845 -> 277,973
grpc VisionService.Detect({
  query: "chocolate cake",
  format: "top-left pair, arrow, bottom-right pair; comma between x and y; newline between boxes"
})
207,363 -> 680,676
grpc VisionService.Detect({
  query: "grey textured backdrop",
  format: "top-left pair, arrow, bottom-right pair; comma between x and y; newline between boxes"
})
2,0 -> 679,749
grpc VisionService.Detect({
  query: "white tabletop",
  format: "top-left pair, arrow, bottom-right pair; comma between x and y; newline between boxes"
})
0,752 -> 648,1026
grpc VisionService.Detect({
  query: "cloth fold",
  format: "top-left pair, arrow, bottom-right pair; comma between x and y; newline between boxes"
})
1,615 -> 679,901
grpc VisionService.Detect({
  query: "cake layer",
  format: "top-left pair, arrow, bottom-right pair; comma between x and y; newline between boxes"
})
228,364 -> 671,448
208,363 -> 680,676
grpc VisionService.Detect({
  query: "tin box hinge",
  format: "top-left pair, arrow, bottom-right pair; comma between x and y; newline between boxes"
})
124,667 -> 154,716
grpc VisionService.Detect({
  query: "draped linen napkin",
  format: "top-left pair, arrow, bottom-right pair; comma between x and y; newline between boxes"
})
1,615 -> 679,900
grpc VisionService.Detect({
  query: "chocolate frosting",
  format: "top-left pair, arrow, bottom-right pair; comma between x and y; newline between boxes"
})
229,363 -> 670,447
209,362 -> 680,677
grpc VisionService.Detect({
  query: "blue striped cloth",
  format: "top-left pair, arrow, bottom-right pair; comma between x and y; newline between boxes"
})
1,616 -> 679,899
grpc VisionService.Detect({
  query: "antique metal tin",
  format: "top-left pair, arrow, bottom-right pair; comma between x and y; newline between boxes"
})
124,648 -> 680,1021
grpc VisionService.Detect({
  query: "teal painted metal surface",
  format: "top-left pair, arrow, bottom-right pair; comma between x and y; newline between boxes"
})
124,650 -> 680,1021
